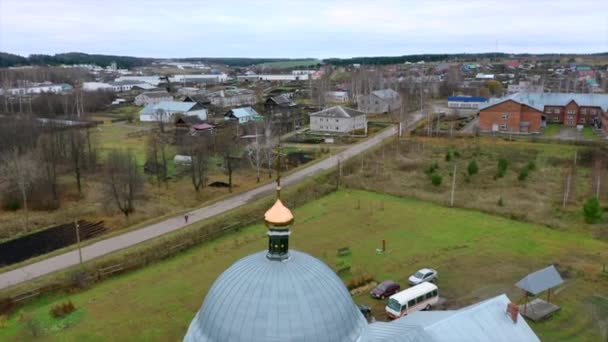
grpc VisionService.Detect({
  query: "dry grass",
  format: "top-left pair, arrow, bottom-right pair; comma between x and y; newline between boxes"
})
343,136 -> 608,236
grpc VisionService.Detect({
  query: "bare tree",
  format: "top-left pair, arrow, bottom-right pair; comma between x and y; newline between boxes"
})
146,133 -> 168,186
186,135 -> 210,193
216,125 -> 241,193
38,131 -> 60,205
153,109 -> 170,133
246,121 -> 265,183
69,129 -> 87,196
103,150 -> 143,218
263,120 -> 277,179
396,84 -> 411,137
0,148 -> 40,230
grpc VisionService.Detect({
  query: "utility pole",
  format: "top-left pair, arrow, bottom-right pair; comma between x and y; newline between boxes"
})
596,174 -> 601,199
74,220 -> 83,266
563,172 -> 571,208
450,164 -> 457,207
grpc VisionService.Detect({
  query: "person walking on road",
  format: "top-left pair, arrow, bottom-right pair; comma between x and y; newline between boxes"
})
184,214 -> 189,224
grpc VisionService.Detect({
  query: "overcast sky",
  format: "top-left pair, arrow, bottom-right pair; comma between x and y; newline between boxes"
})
1,0 -> 607,59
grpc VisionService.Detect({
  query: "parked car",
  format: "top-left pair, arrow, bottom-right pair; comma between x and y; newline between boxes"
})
370,280 -> 400,299
408,268 -> 438,286
357,304 -> 371,318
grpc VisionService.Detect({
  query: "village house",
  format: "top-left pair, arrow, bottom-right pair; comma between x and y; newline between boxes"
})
83,82 -> 113,92
110,80 -> 155,92
207,88 -> 257,108
357,89 -> 401,114
140,101 -> 207,122
478,92 -> 608,134
507,81 -> 544,94
183,94 -> 211,107
224,107 -> 263,124
134,91 -> 173,106
264,93 -> 296,116
1,83 -> 73,95
325,91 -> 349,103
309,106 -> 367,134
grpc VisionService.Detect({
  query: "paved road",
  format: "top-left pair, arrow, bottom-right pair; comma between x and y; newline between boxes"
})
0,125 -> 398,290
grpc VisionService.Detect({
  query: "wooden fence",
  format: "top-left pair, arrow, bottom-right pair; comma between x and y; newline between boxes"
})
0,218 -> 260,315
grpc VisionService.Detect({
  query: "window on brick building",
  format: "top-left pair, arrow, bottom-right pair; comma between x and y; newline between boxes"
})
567,110 -> 575,115
581,108 -> 587,114
502,113 -> 509,120
554,108 -> 560,113
500,124 -> 507,130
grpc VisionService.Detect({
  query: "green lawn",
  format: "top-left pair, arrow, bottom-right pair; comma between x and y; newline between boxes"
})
581,126 -> 599,140
542,124 -> 560,136
1,190 -> 606,341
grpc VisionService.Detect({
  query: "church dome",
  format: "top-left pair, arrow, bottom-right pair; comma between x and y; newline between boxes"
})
184,250 -> 367,342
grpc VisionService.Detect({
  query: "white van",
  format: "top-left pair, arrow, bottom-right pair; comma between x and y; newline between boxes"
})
385,282 -> 438,319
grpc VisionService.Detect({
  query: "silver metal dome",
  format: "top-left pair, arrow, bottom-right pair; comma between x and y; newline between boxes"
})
184,250 -> 367,342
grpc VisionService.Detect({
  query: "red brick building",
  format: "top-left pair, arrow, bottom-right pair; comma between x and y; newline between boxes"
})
478,93 -> 608,134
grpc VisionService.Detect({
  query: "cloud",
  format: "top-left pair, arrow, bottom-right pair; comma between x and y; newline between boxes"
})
0,0 -> 606,58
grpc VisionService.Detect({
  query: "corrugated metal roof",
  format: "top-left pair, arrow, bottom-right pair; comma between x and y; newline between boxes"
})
309,106 -> 365,118
480,92 -> 608,112
515,265 -> 564,295
140,101 -> 198,115
372,89 -> 399,100
362,294 -> 539,342
228,107 -> 261,119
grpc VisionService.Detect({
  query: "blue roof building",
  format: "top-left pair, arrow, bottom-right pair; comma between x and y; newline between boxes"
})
223,107 -> 263,124
448,96 -> 488,109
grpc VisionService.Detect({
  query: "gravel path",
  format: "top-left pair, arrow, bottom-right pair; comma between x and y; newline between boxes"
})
0,125 -> 398,290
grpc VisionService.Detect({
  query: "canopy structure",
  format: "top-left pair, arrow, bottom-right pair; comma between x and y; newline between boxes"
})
516,265 -> 563,296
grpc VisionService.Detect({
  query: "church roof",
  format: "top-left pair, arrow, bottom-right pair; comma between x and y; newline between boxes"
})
184,250 -> 368,342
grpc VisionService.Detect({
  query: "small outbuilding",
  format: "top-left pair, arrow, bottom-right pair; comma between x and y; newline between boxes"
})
516,265 -> 564,321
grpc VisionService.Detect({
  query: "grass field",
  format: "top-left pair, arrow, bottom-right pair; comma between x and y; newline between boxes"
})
259,59 -> 321,69
344,136 -> 608,237
542,123 -> 561,136
1,190 -> 606,341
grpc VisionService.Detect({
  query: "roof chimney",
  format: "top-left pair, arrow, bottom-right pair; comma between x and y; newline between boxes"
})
506,302 -> 519,323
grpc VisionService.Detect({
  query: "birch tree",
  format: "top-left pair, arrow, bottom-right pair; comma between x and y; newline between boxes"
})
103,150 -> 143,218
0,148 -> 40,230
246,121 -> 265,183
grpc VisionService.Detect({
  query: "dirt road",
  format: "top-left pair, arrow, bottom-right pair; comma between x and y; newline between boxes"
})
0,126 -> 398,290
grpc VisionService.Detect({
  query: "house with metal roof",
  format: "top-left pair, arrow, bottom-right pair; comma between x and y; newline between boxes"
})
207,88 -> 257,108
309,106 -> 367,134
135,91 -> 173,106
265,94 -> 295,108
110,80 -> 155,92
223,107 -> 262,124
362,294 -> 540,342
140,101 -> 207,122
357,89 -> 401,114
326,91 -> 349,103
478,92 -> 608,134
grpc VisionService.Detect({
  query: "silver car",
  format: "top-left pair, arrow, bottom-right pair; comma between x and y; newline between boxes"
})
408,268 -> 438,286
